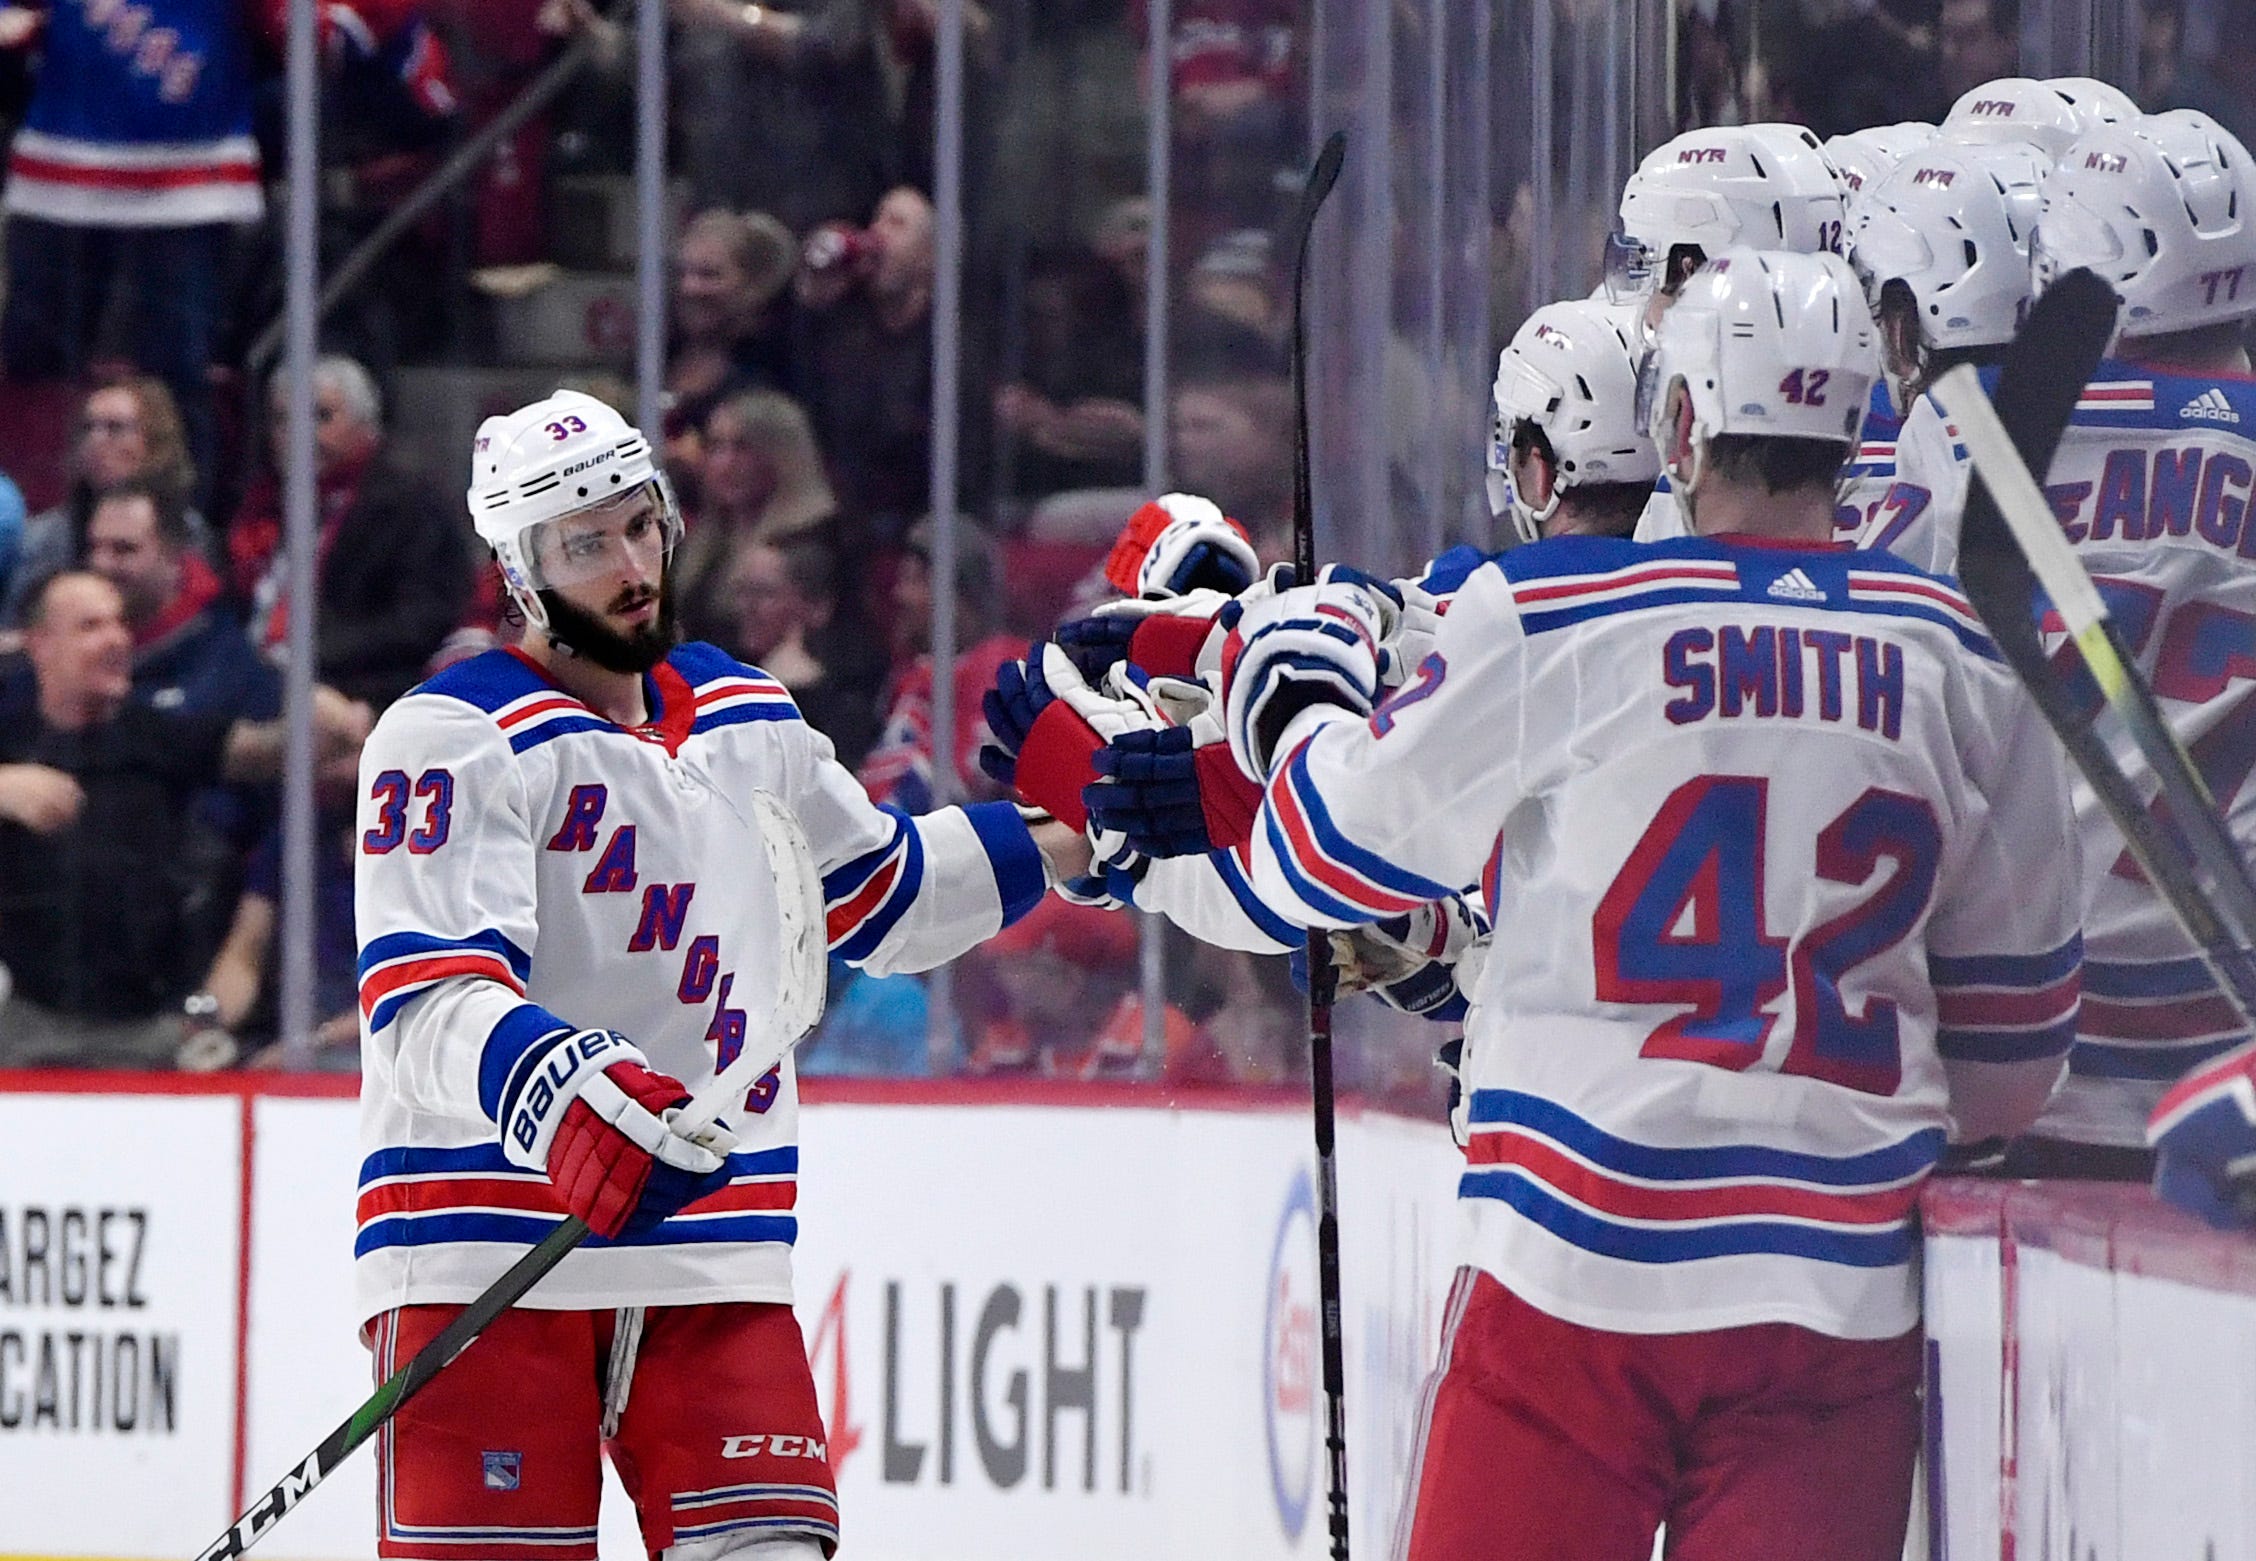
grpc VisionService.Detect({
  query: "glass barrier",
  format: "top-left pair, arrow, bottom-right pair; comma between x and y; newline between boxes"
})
0,0 -> 2168,1123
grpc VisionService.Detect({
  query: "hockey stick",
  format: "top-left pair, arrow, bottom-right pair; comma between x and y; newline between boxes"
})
1287,128 -> 1352,1561
1944,269 -> 2256,1025
192,790 -> 830,1561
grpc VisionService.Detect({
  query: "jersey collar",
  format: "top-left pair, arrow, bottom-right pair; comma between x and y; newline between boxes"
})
503,646 -> 698,756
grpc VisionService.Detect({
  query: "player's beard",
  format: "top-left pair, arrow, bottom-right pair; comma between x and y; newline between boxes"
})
539,578 -> 678,673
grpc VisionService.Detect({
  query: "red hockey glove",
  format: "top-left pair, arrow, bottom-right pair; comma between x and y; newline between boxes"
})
500,1028 -> 736,1239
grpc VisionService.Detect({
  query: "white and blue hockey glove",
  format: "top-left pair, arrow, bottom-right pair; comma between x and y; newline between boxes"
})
1102,493 -> 1261,598
1218,565 -> 1401,782
1289,896 -> 1492,1022
2149,1039 -> 2256,1229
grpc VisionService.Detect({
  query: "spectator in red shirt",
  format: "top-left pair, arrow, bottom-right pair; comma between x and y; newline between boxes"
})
857,519 -> 1018,813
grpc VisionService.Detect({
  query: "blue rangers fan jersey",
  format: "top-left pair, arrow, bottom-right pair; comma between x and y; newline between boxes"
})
6,0 -> 263,226
352,643 -> 1046,1323
1243,536 -> 2084,1339
1881,361 -> 2256,1146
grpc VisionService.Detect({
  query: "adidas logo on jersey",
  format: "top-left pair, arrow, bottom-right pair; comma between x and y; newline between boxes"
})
1766,568 -> 1826,602
2180,389 -> 2242,424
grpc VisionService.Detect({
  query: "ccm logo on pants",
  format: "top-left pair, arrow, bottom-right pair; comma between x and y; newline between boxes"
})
720,1434 -> 828,1461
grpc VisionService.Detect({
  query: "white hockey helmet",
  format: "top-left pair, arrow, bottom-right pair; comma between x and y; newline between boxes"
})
2044,77 -> 2140,130
1824,123 -> 1939,208
1487,298 -> 1660,544
1642,248 -> 1878,506
1943,76 -> 2108,160
1850,140 -> 2047,354
1607,124 -> 1847,301
2033,110 -> 2256,340
467,388 -> 683,630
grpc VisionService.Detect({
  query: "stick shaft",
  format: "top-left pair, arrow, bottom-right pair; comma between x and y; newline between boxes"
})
192,1032 -> 786,1561
1289,129 -> 1351,1561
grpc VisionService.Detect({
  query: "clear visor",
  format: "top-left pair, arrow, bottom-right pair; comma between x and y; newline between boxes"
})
1602,222 -> 1656,304
516,479 -> 682,595
1633,345 -> 1667,441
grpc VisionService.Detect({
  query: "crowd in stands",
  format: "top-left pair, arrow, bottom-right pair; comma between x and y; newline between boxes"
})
0,0 -> 1330,1089
0,0 -> 2241,1097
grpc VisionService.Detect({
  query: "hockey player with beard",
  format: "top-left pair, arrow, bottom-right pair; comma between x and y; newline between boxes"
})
351,391 -> 1082,1560
1213,249 -> 2083,1561
1875,111 -> 2256,1196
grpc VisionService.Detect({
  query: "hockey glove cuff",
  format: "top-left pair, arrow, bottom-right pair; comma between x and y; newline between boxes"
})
2149,1038 -> 2256,1230
1053,590 -> 1233,684
1219,568 -> 1400,780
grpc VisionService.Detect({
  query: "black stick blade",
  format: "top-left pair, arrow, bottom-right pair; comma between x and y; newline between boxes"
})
1294,131 -> 1348,262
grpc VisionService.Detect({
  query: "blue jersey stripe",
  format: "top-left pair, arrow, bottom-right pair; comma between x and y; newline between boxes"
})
1261,805 -> 1378,924
2070,1035 -> 2246,1080
1466,1089 -> 1943,1186
357,927 -> 533,983
689,701 -> 800,737
1282,743 -> 1454,906
830,820 -> 926,963
2082,955 -> 2217,999
506,714 -> 617,753
821,812 -> 911,901
358,1141 -> 799,1184
354,1210 -> 799,1256
963,800 -> 1047,926
1937,1018 -> 2078,1064
1212,848 -> 1301,948
1930,939 -> 2084,989
1458,1168 -> 1916,1268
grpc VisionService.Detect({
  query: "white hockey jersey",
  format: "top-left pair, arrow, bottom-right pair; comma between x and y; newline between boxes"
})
1834,382 -> 1908,541
352,643 -> 1047,1323
1881,361 -> 2256,1145
1244,536 -> 2083,1339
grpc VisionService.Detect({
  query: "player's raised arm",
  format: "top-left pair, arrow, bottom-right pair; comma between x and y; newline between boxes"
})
766,706 -> 1054,977
1229,562 -> 1524,931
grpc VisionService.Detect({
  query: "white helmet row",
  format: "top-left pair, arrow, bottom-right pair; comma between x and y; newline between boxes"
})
468,388 -> 683,630
1825,122 -> 1939,209
1642,248 -> 1878,514
1487,298 -> 1659,544
1608,123 -> 1847,300
2034,108 -> 2256,339
1850,139 -> 2047,356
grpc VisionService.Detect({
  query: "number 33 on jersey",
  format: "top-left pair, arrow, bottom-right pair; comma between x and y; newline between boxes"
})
350,642 -> 1049,1325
